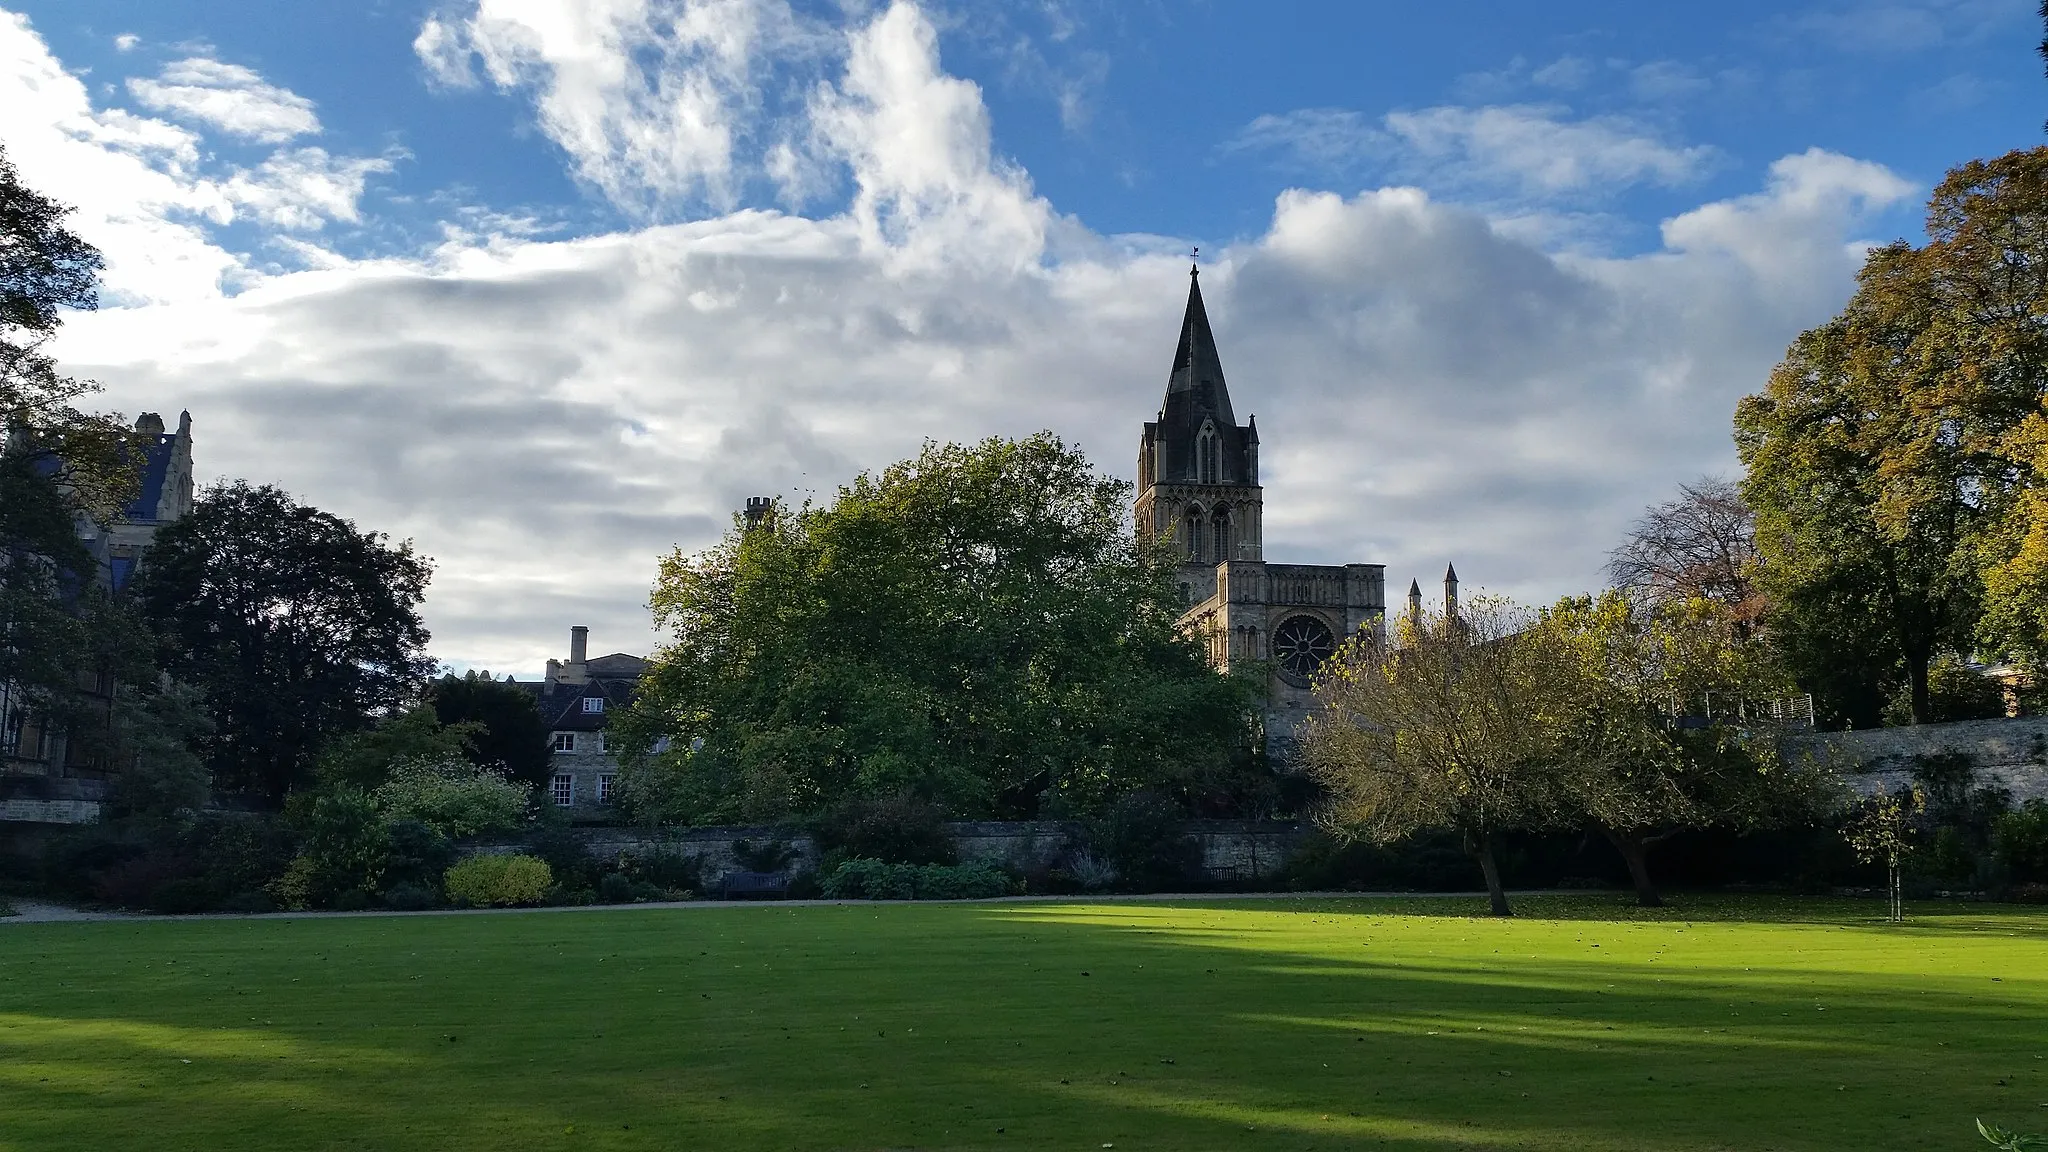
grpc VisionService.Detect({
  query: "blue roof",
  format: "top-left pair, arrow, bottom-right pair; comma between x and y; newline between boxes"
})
122,435 -> 178,521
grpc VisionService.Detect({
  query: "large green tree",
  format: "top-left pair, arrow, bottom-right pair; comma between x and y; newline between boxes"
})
613,433 -> 1267,825
0,143 -> 148,759
1735,150 -> 2048,724
429,671 -> 552,791
133,482 -> 435,803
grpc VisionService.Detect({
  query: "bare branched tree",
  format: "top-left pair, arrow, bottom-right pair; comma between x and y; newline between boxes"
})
1607,476 -> 1762,626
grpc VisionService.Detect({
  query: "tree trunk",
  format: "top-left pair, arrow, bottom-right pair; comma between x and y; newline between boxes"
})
1599,825 -> 1663,908
1474,831 -> 1512,917
1906,644 -> 1931,726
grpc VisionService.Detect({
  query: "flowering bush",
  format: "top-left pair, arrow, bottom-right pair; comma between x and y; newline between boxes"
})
444,853 -> 552,907
374,757 -> 527,839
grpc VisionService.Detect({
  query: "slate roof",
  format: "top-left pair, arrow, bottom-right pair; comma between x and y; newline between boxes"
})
1142,268 -> 1257,487
516,653 -> 647,732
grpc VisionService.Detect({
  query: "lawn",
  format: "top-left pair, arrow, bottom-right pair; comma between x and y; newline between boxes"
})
1,895 -> 2044,1151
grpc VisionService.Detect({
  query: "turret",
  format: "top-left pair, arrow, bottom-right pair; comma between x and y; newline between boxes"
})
1444,563 -> 1459,619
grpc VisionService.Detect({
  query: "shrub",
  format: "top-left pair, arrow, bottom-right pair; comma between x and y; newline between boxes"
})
733,836 -> 800,873
374,757 -> 527,839
1088,790 -> 1200,893
525,823 -> 599,889
300,788 -> 391,902
1995,801 -> 2048,883
613,844 -> 703,894
381,883 -> 438,911
597,872 -> 638,904
383,820 -> 455,892
444,854 -> 552,907
267,854 -> 317,911
821,857 -> 1016,900
330,888 -> 372,912
146,877 -> 217,915
812,792 -> 957,865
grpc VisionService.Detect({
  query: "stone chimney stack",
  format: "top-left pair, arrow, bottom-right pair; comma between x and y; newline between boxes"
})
564,625 -> 590,685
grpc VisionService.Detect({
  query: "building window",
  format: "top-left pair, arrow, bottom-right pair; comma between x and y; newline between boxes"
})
1183,508 -> 1205,563
598,774 -> 615,804
582,697 -> 605,714
1213,508 -> 1231,562
550,773 -> 575,807
552,731 -> 576,753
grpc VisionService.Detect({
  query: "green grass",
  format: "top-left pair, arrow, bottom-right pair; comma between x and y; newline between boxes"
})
2,895 -> 2045,1151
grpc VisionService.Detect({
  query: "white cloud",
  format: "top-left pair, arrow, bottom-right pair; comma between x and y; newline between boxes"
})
0,14 -> 391,302
1789,0 -> 2026,52
1226,103 -> 1716,201
113,32 -> 139,52
12,2 -> 1919,676
127,57 -> 322,144
415,0 -> 826,213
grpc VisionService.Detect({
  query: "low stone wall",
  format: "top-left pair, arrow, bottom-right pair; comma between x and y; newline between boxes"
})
1810,715 -> 2048,802
0,775 -> 106,826
471,819 -> 1308,884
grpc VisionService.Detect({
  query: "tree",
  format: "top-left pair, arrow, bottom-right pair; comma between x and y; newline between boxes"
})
1737,241 -> 1983,727
613,433 -> 1267,825
1607,477 -> 1763,632
0,143 -> 149,757
133,482 -> 435,803
313,704 -> 475,792
1541,591 -> 1831,906
1302,595 -> 1574,917
1843,785 -> 1923,922
429,671 -> 552,791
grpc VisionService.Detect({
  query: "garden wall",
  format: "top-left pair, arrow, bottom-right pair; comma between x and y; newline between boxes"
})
1812,715 -> 2048,801
471,819 -> 1309,885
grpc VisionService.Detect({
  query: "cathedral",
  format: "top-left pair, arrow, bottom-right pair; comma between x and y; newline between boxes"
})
1136,267 -> 1417,761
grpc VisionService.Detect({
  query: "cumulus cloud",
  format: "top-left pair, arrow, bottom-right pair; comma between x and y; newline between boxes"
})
13,3 -> 1918,676
414,0 -> 828,213
1226,103 -> 1717,200
0,14 -> 393,305
127,57 -> 322,144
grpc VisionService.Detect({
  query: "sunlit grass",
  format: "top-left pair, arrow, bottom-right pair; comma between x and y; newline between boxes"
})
1,894 -> 2043,1150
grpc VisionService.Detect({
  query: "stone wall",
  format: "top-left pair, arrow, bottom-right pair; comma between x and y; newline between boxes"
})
471,819 -> 1309,885
1811,715 -> 2048,802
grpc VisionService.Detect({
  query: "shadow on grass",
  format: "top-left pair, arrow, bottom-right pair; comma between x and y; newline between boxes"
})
0,899 -> 2043,1150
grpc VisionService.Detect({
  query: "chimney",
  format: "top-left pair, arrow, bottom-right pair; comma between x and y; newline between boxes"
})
134,412 -> 165,436
565,626 -> 590,685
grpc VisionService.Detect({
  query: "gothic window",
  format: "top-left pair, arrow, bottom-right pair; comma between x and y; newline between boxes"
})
1183,507 -> 1205,563
1272,615 -> 1338,685
1212,507 -> 1232,562
1194,423 -> 1217,483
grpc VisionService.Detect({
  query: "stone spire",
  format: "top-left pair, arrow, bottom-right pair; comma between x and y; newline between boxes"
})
1444,563 -> 1459,618
1163,264 -> 1236,426
1407,578 -> 1423,630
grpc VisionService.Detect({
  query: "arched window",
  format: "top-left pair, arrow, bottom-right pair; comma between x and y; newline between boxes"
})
1212,506 -> 1232,562
1183,507 -> 1205,563
1194,423 -> 1217,483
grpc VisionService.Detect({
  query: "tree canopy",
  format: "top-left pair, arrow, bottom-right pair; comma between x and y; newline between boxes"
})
1302,596 -> 1575,916
1736,147 -> 2048,725
429,671 -> 553,791
613,433 -> 1268,825
133,481 -> 435,803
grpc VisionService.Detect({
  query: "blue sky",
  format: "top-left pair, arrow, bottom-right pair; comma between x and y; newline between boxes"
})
4,0 -> 2041,671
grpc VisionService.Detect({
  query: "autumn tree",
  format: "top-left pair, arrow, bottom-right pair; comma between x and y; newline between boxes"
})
1541,591 -> 1832,906
1302,596 -> 1574,917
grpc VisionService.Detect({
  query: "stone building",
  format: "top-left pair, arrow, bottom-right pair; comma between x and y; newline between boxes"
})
1137,270 -> 1424,762
516,626 -> 646,817
1,411 -> 195,823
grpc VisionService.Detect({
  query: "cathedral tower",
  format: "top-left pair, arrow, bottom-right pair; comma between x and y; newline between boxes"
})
1136,265 -> 1264,604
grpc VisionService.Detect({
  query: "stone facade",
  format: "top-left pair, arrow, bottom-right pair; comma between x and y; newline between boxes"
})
513,626 -> 647,818
1135,269 -> 1390,762
1,410 -> 195,826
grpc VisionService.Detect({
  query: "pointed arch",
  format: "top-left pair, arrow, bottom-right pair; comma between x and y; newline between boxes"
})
1182,504 -> 1206,563
1212,504 -> 1232,562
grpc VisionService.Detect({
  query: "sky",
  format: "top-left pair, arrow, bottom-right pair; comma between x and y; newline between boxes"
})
4,0 -> 2042,676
